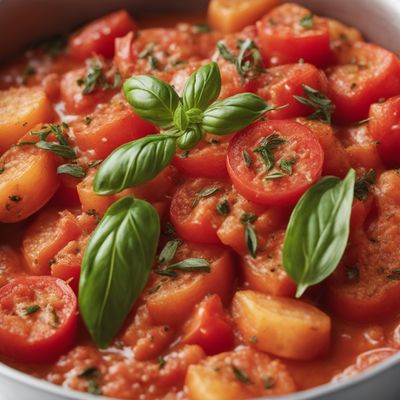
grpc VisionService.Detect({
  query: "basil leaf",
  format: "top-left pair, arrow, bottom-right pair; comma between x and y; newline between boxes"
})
57,164 -> 86,178
36,141 -> 77,159
123,75 -> 180,128
79,196 -> 160,347
182,62 -> 221,111
201,93 -> 270,135
176,126 -> 204,151
283,169 -> 356,297
94,134 -> 176,195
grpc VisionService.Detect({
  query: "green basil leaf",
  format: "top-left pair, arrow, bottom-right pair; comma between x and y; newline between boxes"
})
57,164 -> 86,178
94,134 -> 176,195
201,93 -> 270,135
79,196 -> 160,348
173,104 -> 189,131
283,169 -> 356,297
123,75 -> 180,128
176,126 -> 204,151
182,62 -> 221,111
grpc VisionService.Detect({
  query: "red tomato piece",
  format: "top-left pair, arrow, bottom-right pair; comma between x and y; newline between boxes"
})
0,245 -> 24,288
182,294 -> 234,355
227,120 -> 324,206
170,178 -> 232,244
174,134 -> 234,179
0,276 -> 78,363
22,209 -> 82,275
256,63 -> 328,119
71,94 -> 156,159
369,96 -> 400,168
257,3 -> 332,67
68,10 -> 137,60
327,43 -> 400,124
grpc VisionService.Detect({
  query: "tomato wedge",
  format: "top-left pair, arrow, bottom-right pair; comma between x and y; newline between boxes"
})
227,120 -> 323,206
0,276 -> 78,363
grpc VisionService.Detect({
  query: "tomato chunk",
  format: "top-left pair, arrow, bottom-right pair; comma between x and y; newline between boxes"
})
327,43 -> 400,124
0,276 -> 78,363
71,94 -> 155,159
170,178 -> 233,244
146,243 -> 235,326
232,290 -> 331,360
257,3 -> 332,67
0,245 -> 24,288
255,63 -> 328,120
185,347 -> 296,399
227,120 -> 323,206
22,209 -> 82,275
68,10 -> 137,60
369,96 -> 400,168
182,294 -> 234,355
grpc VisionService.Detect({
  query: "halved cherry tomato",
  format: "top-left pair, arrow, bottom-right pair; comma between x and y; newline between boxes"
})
368,96 -> 400,168
182,294 -> 234,355
174,134 -> 234,179
185,347 -> 297,399
170,178 -> 232,244
71,94 -> 156,159
227,120 -> 324,206
68,10 -> 137,60
146,243 -> 235,326
257,3 -> 332,67
327,43 -> 400,124
22,209 -> 82,275
0,276 -> 78,363
241,230 -> 296,297
256,63 -> 328,119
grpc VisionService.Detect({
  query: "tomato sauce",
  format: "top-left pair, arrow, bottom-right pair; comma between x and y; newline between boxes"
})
0,2 -> 400,399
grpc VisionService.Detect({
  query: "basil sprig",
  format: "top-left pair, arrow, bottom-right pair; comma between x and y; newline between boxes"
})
95,62 -> 274,195
283,169 -> 356,297
79,196 -> 160,347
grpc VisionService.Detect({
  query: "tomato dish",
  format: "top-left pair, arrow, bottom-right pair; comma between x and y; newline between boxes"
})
0,1 -> 400,399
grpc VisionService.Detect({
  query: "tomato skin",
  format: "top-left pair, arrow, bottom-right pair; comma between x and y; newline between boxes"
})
0,276 -> 78,363
170,178 -> 232,245
182,294 -> 234,355
227,120 -> 324,206
369,96 -> 400,168
68,10 -> 137,60
257,4 -> 332,67
328,43 -> 400,124
256,63 -> 328,120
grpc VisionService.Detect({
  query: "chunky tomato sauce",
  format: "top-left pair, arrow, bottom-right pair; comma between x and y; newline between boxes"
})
0,2 -> 400,399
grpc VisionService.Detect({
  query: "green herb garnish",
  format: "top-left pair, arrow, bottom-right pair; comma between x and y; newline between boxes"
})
253,133 -> 287,172
57,164 -> 86,178
191,186 -> 220,209
354,169 -> 376,201
232,366 -> 252,384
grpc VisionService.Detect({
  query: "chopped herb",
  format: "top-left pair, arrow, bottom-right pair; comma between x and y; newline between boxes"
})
300,14 -> 314,29
167,258 -> 211,273
240,213 -> 257,225
172,60 -> 186,66
36,141 -> 77,159
78,367 -> 100,379
193,23 -> 212,33
354,169 -> 376,201
232,366 -> 252,384
249,335 -> 258,343
265,170 -> 288,180
294,85 -> 335,123
356,117 -> 373,126
243,149 -> 252,168
253,133 -> 287,172
84,116 -> 92,125
87,380 -> 102,395
158,239 -> 182,264
386,269 -> 400,281
280,158 -> 297,175
244,223 -> 258,258
57,164 -> 86,178
138,42 -> 156,59
179,150 -> 189,159
22,305 -> 41,316
8,195 -> 21,203
216,199 -> 230,215
163,222 -> 176,238
148,284 -> 161,294
78,58 -> 108,95
217,39 -> 265,84
148,55 -> 159,70
263,376 -> 275,389
158,356 -> 166,369
88,160 -> 102,168
191,186 -> 220,208
346,266 -> 360,281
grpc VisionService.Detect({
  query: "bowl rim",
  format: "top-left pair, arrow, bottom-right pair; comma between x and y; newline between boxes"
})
1,351 -> 399,399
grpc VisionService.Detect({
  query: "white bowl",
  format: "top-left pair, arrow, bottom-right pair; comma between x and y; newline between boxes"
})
0,0 -> 399,399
